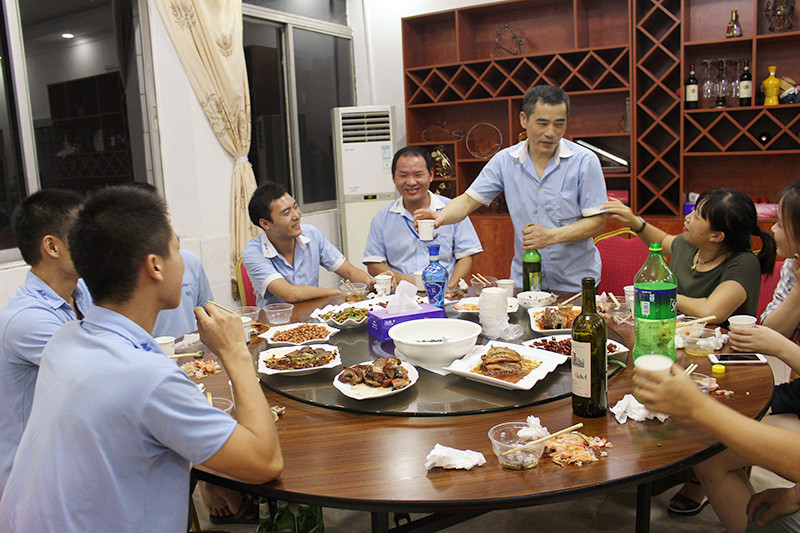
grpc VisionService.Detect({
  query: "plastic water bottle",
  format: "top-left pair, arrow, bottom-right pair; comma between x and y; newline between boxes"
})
522,248 -> 541,291
422,244 -> 447,307
632,243 -> 677,361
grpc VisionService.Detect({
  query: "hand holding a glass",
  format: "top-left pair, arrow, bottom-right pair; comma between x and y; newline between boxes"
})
729,324 -> 798,362
633,364 -> 709,420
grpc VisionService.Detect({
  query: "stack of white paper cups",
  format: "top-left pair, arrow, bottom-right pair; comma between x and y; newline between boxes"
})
479,287 -> 508,339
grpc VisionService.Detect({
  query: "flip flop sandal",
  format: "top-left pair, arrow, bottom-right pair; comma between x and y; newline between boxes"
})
667,493 -> 709,516
208,493 -> 259,525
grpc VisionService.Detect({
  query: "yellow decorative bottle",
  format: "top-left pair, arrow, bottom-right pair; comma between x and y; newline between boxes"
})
763,66 -> 781,106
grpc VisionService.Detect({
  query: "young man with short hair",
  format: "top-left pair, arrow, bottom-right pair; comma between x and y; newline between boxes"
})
0,186 -> 282,531
0,189 -> 91,494
242,181 -> 382,306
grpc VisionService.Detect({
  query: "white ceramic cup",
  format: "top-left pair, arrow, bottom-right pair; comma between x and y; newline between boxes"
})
155,336 -> 175,356
624,285 -> 635,311
241,316 -> 252,341
496,279 -> 515,299
374,274 -> 392,296
633,354 -> 674,375
728,315 -> 757,330
414,271 -> 425,291
418,219 -> 435,241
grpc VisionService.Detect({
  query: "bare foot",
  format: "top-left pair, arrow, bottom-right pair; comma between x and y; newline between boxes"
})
199,481 -> 242,517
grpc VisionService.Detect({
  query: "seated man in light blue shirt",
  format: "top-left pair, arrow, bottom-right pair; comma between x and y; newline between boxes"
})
153,249 -> 213,338
0,189 -> 91,494
363,146 -> 482,287
415,85 -> 607,292
0,186 -> 282,532
242,181 -> 379,306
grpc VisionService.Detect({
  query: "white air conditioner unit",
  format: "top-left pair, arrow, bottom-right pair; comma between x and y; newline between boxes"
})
332,105 -> 396,266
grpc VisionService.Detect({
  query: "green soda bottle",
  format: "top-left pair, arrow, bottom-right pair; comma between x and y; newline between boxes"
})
522,248 -> 541,291
632,243 -> 677,361
297,504 -> 324,533
272,500 -> 297,533
256,496 -> 274,533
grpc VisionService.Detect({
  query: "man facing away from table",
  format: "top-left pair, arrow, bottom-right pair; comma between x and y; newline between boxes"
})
0,189 -> 91,497
363,146 -> 482,288
414,84 -> 607,292
242,181 -> 387,306
0,186 -> 283,532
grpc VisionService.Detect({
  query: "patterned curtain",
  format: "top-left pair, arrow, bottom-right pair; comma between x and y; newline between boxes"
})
152,0 -> 258,301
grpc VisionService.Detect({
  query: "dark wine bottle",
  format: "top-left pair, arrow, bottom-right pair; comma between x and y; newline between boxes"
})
571,277 -> 607,418
739,59 -> 752,106
685,64 -> 699,109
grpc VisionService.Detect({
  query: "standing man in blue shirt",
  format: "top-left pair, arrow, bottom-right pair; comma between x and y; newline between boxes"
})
363,146 -> 482,287
415,85 -> 607,292
0,189 -> 91,495
0,186 -> 282,532
242,181 -> 382,306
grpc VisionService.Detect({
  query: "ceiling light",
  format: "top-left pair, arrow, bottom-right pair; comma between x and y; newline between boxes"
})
61,33 -> 75,39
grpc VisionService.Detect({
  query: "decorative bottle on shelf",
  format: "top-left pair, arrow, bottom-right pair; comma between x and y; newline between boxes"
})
632,243 -> 677,362
685,64 -> 699,109
571,277 -> 607,418
763,66 -> 781,106
726,9 -> 743,38
255,496 -> 273,533
272,500 -> 297,533
739,59 -> 753,106
422,244 -> 447,307
522,248 -> 542,291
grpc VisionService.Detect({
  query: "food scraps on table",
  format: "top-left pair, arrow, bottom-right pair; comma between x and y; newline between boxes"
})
544,432 -> 612,467
453,302 -> 479,311
534,307 -> 581,330
320,307 -> 369,323
271,323 -> 332,344
338,357 -> 411,390
262,346 -> 337,370
471,346 -> 541,383
528,337 -> 621,357
180,359 -> 221,380
251,321 -> 270,336
271,405 -> 285,422
445,285 -> 467,301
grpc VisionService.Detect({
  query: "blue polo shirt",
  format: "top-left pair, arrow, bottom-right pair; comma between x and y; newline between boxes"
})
467,138 -> 607,292
0,306 -> 237,532
363,192 -> 482,277
0,272 -> 92,490
241,224 -> 345,307
153,249 -> 213,338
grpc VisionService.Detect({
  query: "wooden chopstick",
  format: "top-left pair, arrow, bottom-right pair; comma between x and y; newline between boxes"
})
472,273 -> 491,287
168,351 -> 204,359
676,315 -> 716,329
609,293 -> 621,307
210,301 -> 235,314
501,422 -> 584,456
684,363 -> 698,375
559,293 -> 581,307
206,391 -> 213,406
343,278 -> 359,295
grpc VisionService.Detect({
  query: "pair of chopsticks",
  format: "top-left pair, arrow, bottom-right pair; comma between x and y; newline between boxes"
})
471,273 -> 492,287
676,315 -> 716,329
684,363 -> 698,376
342,278 -> 359,295
559,292 -> 581,307
167,351 -> 203,360
501,422 -> 584,456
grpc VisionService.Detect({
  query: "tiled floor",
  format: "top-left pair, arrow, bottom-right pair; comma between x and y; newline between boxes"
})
193,466 -> 791,532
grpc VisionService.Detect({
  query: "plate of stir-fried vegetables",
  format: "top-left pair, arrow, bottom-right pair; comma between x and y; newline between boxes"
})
310,303 -> 370,328
258,344 -> 341,376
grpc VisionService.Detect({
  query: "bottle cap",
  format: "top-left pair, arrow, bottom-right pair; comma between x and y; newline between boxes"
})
649,242 -> 662,251
712,364 -> 725,374
427,244 -> 440,255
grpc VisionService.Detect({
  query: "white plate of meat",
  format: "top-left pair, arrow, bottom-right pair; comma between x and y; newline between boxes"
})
523,335 -> 628,359
260,322 -> 339,346
258,344 -> 342,376
443,341 -> 569,390
528,306 -> 582,333
333,358 -> 419,400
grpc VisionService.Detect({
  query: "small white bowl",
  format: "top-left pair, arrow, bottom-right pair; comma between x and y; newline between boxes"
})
516,291 -> 556,309
388,318 -> 482,368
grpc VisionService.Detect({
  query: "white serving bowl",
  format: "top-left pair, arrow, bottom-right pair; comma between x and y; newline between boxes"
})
388,318 -> 482,367
516,291 -> 556,309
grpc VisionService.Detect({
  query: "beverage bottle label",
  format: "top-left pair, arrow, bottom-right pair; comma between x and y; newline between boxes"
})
634,284 -> 677,319
526,271 -> 541,291
571,341 -> 591,398
739,80 -> 752,97
686,85 -> 698,102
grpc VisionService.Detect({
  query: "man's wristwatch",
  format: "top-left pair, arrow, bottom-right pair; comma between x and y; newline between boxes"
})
633,216 -> 647,234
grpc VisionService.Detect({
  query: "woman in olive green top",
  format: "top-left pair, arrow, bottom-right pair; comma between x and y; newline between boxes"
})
605,188 -> 776,325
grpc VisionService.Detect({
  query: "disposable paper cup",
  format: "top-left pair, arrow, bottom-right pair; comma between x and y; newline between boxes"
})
155,336 -> 175,356
211,397 -> 234,415
633,354 -> 673,374
374,274 -> 392,296
418,219 -> 435,241
414,271 -> 425,291
241,316 -> 252,342
624,285 -> 635,310
728,315 -> 757,331
497,279 -> 515,299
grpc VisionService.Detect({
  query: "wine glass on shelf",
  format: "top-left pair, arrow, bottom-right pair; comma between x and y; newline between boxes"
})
727,59 -> 741,98
714,59 -> 729,107
701,60 -> 714,100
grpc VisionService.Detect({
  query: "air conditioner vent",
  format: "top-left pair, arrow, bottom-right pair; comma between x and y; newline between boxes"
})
340,111 -> 392,143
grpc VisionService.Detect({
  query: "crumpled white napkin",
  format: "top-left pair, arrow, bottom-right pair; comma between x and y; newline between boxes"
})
386,280 -> 422,314
425,443 -> 486,470
675,326 -> 728,350
517,415 -> 550,440
175,333 -> 200,352
610,394 -> 669,423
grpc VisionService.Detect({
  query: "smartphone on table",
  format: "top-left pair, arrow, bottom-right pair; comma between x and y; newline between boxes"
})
708,353 -> 768,365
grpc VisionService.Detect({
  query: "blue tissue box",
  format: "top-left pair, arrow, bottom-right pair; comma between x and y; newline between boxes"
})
368,303 -> 447,342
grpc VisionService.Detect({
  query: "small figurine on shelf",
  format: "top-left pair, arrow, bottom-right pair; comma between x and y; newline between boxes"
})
430,145 -> 454,178
765,0 -> 795,33
726,9 -> 743,38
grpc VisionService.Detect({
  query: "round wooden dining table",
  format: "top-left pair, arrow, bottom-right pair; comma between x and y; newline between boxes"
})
192,294 -> 774,533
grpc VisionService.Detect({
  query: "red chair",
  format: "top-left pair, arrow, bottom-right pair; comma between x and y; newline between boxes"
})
757,260 -> 783,320
236,258 -> 257,307
595,231 -> 650,297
